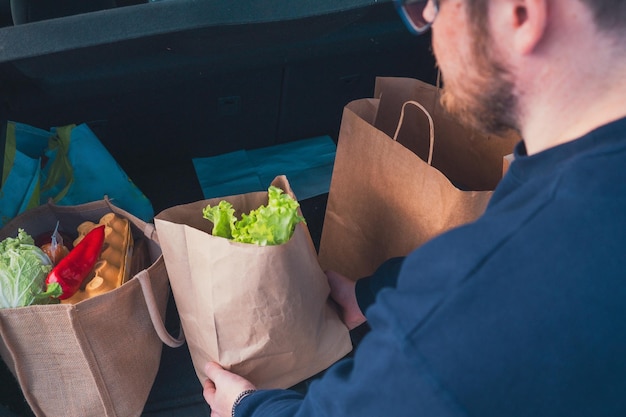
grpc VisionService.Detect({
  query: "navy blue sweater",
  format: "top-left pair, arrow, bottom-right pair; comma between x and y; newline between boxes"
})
236,117 -> 626,417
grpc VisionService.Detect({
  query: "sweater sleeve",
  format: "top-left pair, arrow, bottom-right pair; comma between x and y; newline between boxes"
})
233,289 -> 464,417
354,257 -> 405,313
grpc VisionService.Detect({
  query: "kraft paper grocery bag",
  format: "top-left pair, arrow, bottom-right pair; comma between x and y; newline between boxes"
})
154,175 -> 352,390
318,77 -> 519,281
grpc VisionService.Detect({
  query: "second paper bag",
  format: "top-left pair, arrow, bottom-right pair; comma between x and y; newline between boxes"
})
154,175 -> 352,390
318,77 -> 519,280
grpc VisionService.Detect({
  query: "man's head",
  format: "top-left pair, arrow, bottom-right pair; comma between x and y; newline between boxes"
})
395,0 -> 626,150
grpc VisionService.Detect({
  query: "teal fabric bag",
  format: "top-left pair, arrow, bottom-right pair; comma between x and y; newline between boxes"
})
0,122 -> 51,227
39,123 -> 154,222
1,122 -> 154,227
193,135 -> 336,200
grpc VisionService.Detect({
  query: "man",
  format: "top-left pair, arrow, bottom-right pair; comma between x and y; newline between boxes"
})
203,0 -> 626,415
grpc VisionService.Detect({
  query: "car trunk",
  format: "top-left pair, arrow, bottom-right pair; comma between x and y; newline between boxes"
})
0,1 -> 437,415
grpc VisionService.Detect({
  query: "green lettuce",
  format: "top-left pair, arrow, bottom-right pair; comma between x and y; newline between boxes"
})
202,200 -> 237,240
0,229 -> 58,308
202,186 -> 306,246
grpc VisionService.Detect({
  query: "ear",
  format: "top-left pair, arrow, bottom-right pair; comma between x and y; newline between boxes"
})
511,0 -> 548,54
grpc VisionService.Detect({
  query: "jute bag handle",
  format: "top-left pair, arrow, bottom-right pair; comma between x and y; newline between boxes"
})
392,100 -> 435,165
103,198 -> 185,348
136,267 -> 185,348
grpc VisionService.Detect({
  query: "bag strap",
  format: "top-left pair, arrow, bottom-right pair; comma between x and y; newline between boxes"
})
1,121 -> 13,186
41,124 -> 75,202
392,100 -> 435,166
142,222 -> 160,246
135,270 -> 185,348
1,123 -> 41,217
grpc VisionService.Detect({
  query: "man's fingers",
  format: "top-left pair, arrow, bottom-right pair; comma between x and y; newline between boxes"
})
203,363 -> 222,405
203,377 -> 216,403
204,377 -> 216,392
205,361 -> 225,382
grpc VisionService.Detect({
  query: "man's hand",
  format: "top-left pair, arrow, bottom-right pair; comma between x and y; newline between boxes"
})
203,362 -> 257,417
326,270 -> 366,330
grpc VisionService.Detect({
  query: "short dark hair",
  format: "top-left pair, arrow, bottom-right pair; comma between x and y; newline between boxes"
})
579,0 -> 626,32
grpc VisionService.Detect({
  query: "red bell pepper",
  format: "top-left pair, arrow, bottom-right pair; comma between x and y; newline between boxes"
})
45,224 -> 105,300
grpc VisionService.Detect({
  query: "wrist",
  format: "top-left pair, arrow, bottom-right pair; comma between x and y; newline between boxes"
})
232,389 -> 257,417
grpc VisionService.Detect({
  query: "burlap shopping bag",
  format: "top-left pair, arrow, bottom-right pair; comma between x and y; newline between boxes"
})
0,198 -> 184,417
154,175 -> 352,390
318,77 -> 519,280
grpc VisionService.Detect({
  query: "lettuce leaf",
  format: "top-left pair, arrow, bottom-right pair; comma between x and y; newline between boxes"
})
202,186 -> 305,246
0,229 -> 56,308
202,200 -> 236,240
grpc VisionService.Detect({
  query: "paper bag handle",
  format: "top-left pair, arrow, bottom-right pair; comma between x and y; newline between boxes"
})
392,100 -> 435,166
136,270 -> 185,348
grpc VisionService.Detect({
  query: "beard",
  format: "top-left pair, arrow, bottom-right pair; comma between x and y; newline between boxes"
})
438,32 -> 520,137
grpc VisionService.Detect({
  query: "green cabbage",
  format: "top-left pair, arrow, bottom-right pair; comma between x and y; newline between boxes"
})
202,186 -> 306,246
0,229 -> 56,308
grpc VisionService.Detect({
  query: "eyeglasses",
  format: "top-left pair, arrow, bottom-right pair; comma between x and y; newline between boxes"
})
394,0 -> 440,35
